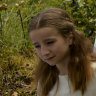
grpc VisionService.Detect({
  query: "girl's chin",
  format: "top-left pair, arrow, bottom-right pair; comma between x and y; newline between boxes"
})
50,64 -> 56,66
47,62 -> 56,66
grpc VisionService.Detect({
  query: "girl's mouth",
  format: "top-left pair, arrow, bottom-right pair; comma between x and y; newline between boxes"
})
47,56 -> 55,60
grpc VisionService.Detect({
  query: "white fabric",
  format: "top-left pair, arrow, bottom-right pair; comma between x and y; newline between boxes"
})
48,75 -> 82,96
37,62 -> 96,96
48,63 -> 96,96
48,75 -> 71,96
94,38 -> 96,53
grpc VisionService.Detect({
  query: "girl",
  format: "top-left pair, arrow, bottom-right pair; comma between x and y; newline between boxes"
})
28,8 -> 96,96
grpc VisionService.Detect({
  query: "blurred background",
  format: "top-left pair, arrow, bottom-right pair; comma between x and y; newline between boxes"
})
0,0 -> 96,95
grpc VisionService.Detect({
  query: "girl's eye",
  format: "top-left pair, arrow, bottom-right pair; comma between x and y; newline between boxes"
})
34,45 -> 41,48
47,41 -> 55,45
34,41 -> 55,48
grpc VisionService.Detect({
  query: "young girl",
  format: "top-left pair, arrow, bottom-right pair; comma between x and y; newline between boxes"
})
28,8 -> 96,96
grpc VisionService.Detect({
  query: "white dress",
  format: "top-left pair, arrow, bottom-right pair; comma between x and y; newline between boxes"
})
94,38 -> 96,53
48,63 -> 96,96
48,75 -> 82,96
37,63 -> 96,96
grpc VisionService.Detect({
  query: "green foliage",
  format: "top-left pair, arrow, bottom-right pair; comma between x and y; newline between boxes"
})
0,0 -> 96,95
64,0 -> 96,40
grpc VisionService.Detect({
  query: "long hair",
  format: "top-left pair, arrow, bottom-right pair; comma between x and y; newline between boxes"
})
28,8 -> 95,96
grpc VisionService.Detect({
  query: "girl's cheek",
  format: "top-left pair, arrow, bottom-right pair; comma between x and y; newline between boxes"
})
36,51 -> 42,58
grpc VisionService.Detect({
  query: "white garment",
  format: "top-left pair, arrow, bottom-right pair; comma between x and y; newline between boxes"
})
48,63 -> 96,96
48,75 -> 82,96
37,63 -> 96,96
94,38 -> 96,53
48,75 -> 70,96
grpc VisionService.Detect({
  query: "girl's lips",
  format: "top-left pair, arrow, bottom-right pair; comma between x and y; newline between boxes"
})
47,56 -> 55,60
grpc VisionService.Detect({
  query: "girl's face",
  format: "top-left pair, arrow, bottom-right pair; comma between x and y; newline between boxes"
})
29,27 -> 72,66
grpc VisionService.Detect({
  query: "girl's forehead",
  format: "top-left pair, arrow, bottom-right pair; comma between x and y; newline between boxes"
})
29,27 -> 60,40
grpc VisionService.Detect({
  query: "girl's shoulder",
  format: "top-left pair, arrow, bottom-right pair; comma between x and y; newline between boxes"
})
84,62 -> 96,96
91,62 -> 96,77
37,81 -> 42,96
91,62 -> 96,69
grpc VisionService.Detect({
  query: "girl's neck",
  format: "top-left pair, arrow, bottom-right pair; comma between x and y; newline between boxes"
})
56,56 -> 70,75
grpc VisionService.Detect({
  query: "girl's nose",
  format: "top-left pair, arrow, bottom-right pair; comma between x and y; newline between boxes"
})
40,46 -> 50,56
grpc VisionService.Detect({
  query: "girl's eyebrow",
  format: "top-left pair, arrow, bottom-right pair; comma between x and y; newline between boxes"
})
44,38 -> 56,41
33,42 -> 38,45
33,38 -> 56,45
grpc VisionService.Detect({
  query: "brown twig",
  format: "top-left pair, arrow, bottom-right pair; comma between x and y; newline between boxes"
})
0,13 -> 2,36
17,9 -> 25,39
